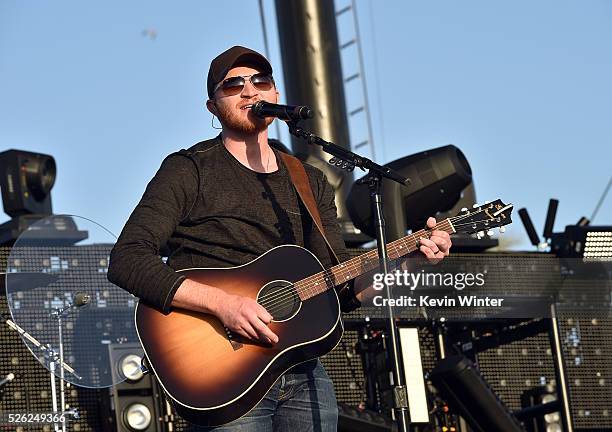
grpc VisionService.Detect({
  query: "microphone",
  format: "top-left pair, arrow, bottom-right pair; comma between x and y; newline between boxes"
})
73,292 -> 91,307
251,101 -> 313,121
0,372 -> 15,387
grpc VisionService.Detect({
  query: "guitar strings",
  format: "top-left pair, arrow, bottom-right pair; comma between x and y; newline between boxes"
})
259,229 -> 434,311
257,227 -> 423,307
259,217 -> 488,312
261,233 -> 419,312
267,232 -> 495,314
282,213 -> 501,310
262,241 -> 458,314
257,220 -> 456,309
264,222 -> 439,302
263,218 -> 455,303
259,215 -> 502,313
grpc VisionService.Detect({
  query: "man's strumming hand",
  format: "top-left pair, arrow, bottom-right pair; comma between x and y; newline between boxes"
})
212,293 -> 279,345
172,278 -> 279,345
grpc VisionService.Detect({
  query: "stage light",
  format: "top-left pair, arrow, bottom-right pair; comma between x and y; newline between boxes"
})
519,208 -> 542,247
123,403 -> 152,431
583,230 -> 612,261
0,149 -> 56,217
346,145 -> 472,240
553,225 -> 612,262
543,199 -> 559,240
0,149 -> 58,245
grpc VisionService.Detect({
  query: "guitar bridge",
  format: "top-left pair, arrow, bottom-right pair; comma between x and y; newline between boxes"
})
224,326 -> 243,351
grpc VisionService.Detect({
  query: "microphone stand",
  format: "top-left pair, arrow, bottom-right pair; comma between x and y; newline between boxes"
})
287,121 -> 412,432
2,314 -> 81,431
49,298 -> 85,432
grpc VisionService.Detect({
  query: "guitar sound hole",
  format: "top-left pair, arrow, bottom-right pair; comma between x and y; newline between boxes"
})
257,281 -> 301,322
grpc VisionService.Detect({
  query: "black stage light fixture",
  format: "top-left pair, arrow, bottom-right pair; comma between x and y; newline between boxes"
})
430,355 -> 525,432
346,145 -> 472,240
542,199 -> 559,240
0,149 -> 56,216
0,149 -> 57,245
552,225 -> 612,261
519,208 -> 542,247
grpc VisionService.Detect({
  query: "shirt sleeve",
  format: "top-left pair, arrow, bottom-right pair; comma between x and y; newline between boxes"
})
314,170 -> 361,313
107,152 -> 199,313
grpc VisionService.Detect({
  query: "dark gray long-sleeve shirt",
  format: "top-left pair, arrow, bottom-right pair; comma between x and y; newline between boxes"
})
107,136 -> 357,314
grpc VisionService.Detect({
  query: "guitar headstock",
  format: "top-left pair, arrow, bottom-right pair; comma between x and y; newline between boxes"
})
449,199 -> 513,237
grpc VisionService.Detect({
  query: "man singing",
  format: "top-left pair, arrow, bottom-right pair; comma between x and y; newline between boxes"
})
108,45 -> 451,431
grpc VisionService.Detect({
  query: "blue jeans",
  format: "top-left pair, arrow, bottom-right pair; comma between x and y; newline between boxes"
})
188,359 -> 338,432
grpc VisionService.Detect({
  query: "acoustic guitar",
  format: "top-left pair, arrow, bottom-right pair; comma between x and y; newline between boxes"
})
135,199 -> 513,426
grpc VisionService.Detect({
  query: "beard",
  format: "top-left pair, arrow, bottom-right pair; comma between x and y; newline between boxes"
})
216,103 -> 274,134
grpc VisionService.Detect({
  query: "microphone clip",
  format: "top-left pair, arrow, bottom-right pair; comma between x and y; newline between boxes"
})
328,157 -> 355,172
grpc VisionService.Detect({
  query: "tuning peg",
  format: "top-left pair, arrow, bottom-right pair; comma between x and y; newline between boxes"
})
487,230 -> 494,237
461,207 -> 468,212
499,226 -> 506,233
473,204 -> 479,208
484,200 -> 491,204
476,231 -> 484,239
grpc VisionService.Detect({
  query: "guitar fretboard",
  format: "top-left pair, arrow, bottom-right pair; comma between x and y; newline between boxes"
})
294,219 -> 455,301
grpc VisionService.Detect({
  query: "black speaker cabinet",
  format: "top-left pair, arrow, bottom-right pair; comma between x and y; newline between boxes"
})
100,343 -> 165,432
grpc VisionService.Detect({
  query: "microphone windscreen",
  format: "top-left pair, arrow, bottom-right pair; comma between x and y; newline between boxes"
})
74,292 -> 91,307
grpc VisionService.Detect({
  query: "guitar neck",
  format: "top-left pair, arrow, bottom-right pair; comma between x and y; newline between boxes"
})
295,218 -> 455,301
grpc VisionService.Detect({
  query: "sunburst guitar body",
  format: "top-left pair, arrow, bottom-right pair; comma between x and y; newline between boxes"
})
136,245 -> 342,426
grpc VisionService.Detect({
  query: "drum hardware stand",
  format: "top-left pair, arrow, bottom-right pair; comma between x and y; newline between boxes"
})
288,121 -> 412,432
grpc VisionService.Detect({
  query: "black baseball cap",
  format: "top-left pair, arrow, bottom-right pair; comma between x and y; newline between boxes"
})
207,46 -> 273,99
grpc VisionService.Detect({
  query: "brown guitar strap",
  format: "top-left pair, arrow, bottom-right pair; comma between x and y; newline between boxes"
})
279,152 -> 340,266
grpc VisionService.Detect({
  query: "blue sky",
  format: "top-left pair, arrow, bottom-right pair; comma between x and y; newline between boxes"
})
1,1 -> 610,249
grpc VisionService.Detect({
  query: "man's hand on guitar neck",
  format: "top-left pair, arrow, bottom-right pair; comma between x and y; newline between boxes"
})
172,278 -> 279,345
418,217 -> 452,262
354,217 -> 452,303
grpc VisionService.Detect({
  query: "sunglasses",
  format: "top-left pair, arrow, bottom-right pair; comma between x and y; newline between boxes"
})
213,73 -> 275,96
